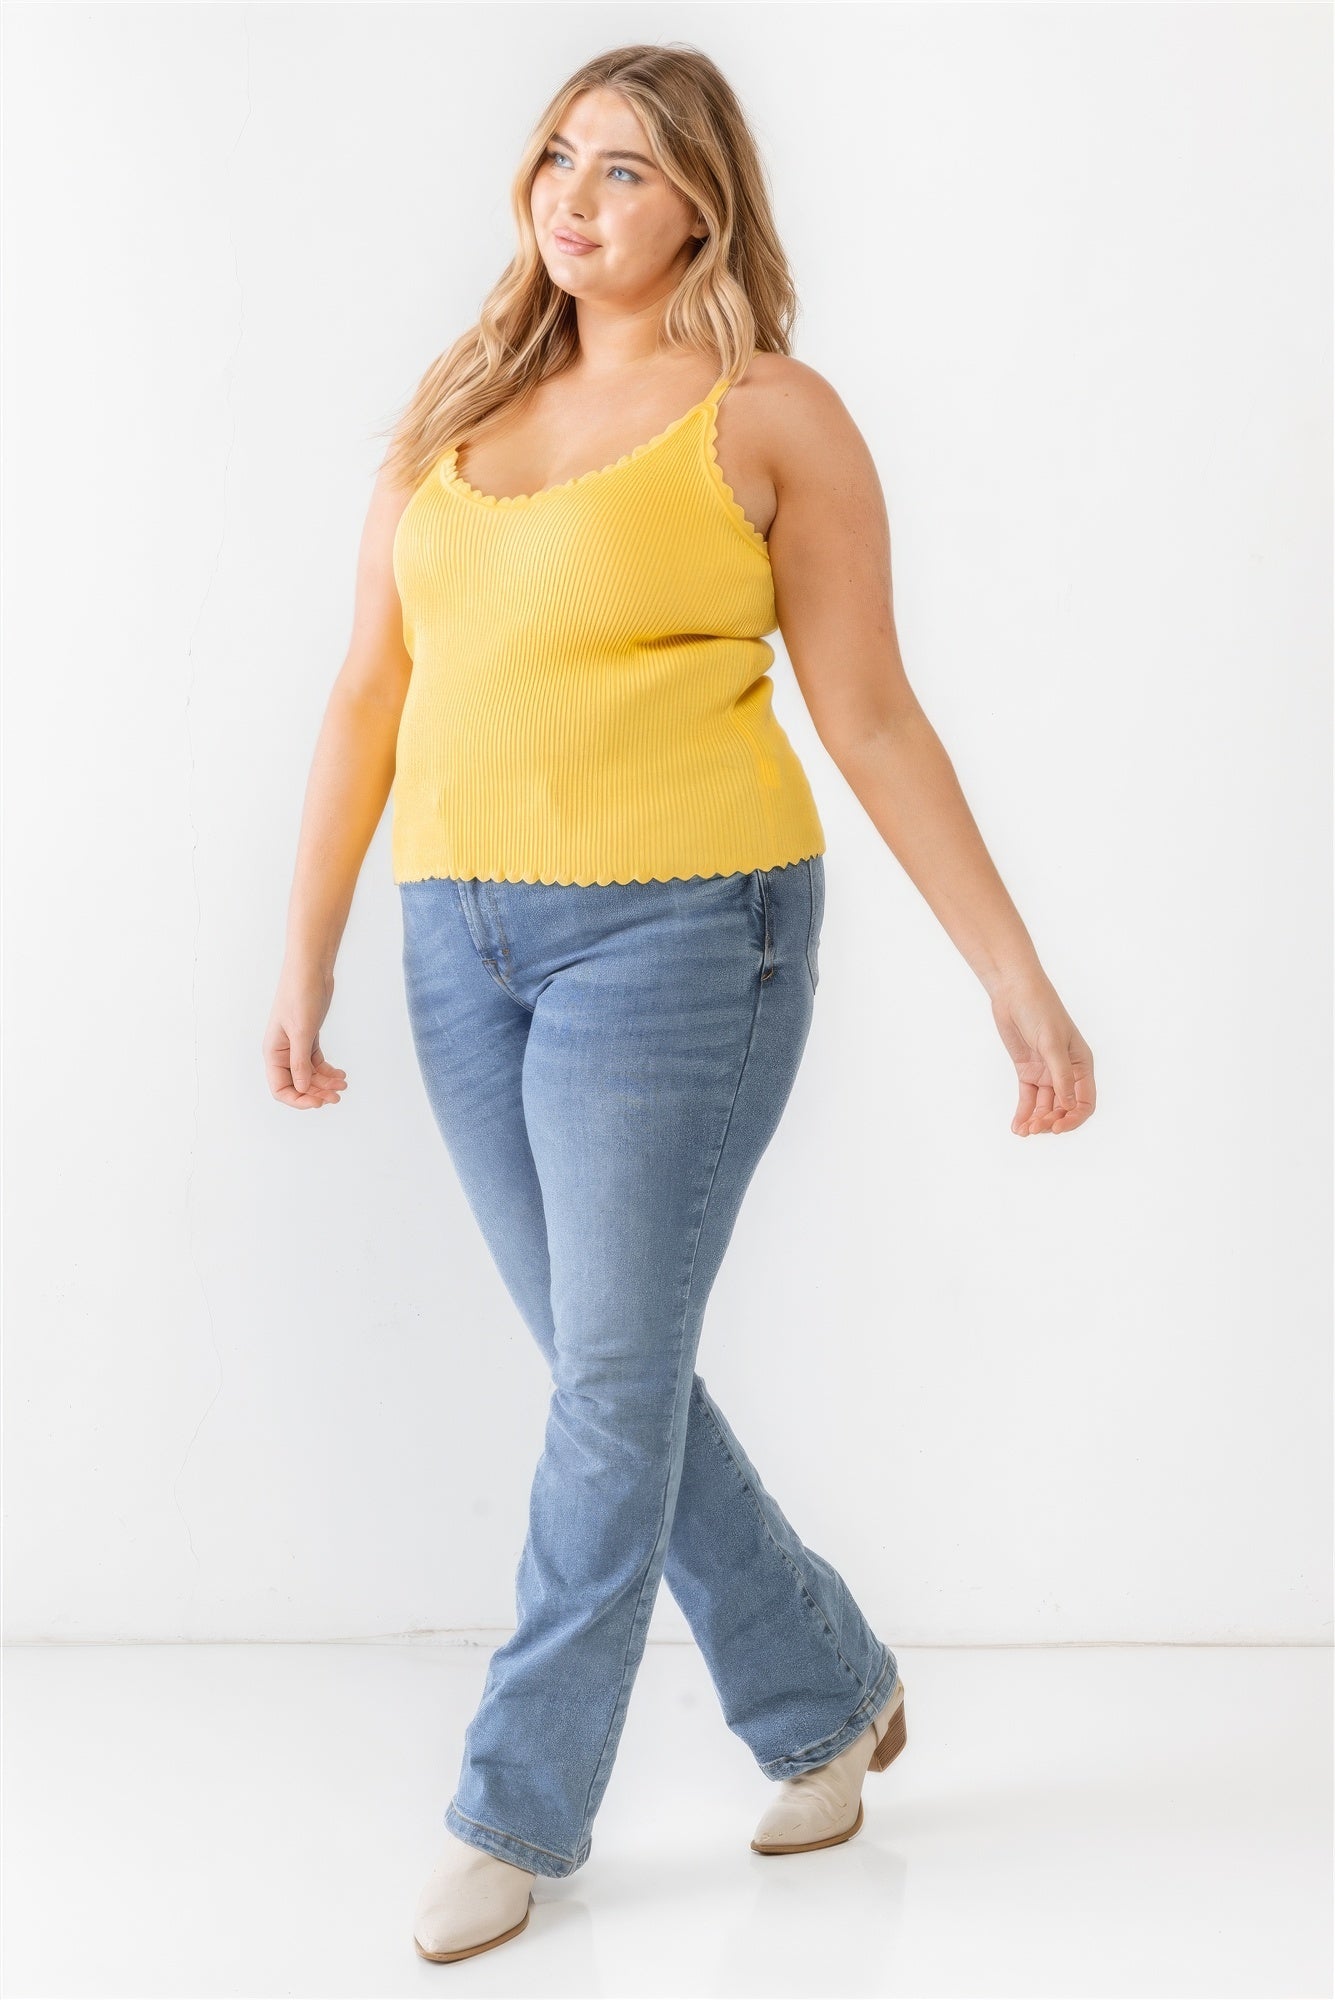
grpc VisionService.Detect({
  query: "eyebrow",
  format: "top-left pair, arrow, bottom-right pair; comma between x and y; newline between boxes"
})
549,131 -> 657,169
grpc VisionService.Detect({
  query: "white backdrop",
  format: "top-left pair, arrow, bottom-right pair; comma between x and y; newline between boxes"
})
4,2 -> 1329,1654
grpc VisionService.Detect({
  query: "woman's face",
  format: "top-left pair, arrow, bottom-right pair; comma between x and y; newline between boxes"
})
530,88 -> 704,305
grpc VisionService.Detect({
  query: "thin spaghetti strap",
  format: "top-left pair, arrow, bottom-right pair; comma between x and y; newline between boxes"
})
708,371 -> 735,410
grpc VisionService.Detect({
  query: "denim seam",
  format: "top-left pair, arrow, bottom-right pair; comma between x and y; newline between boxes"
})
482,960 -> 535,1011
696,1392 -> 863,1687
445,1799 -> 581,1869
452,880 -> 534,1012
572,959 -> 771,1852
804,860 -> 818,996
753,868 -> 775,982
452,878 -> 495,967
483,880 -> 512,961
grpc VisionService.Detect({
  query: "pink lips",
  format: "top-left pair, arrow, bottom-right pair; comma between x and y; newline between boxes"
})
553,230 -> 599,254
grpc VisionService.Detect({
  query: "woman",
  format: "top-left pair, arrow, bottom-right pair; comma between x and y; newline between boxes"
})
264,42 -> 1095,1965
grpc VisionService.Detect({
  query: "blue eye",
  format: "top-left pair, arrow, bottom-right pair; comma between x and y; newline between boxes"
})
543,148 -> 640,185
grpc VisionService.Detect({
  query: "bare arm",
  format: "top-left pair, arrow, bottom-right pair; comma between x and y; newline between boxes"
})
766,363 -> 1095,1136
263,462 -> 417,1108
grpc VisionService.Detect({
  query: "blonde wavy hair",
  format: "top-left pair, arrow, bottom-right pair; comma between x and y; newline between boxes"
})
375,41 -> 799,489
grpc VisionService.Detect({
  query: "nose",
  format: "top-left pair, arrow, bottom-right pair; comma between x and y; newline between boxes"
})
554,162 -> 596,212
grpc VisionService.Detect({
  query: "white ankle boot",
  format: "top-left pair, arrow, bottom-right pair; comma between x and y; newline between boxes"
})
412,1829 -> 536,1962
751,1676 -> 907,1854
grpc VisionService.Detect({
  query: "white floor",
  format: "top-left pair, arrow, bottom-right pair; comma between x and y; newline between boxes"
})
4,1641 -> 1330,1998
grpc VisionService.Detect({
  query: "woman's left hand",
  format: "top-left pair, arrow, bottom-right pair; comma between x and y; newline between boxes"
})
989,973 -> 1096,1136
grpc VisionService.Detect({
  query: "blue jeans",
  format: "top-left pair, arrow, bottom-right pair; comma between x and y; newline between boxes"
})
399,856 -> 898,1879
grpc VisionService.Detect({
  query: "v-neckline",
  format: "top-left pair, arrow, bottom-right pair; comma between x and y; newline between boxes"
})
443,372 -> 732,510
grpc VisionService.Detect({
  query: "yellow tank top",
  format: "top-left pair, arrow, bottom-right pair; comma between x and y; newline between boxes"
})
390,369 -> 826,886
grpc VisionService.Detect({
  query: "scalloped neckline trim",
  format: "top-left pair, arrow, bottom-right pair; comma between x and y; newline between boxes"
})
443,372 -> 732,509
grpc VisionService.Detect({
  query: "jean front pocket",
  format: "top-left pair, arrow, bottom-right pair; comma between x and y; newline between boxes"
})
804,855 -> 825,994
751,868 -> 776,984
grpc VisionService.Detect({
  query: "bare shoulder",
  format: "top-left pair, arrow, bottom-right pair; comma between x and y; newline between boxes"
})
732,351 -> 849,415
347,456 -> 420,602
372,450 -> 426,517
729,353 -> 872,485
731,362 -> 904,748
333,453 -> 424,707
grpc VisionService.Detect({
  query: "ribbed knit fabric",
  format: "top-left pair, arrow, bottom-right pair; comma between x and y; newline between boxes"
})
390,369 -> 826,886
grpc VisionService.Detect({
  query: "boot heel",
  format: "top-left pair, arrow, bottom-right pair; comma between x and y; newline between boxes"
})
868,1687 -> 907,1772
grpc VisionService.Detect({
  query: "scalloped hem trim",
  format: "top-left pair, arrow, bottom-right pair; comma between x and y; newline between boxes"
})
395,851 -> 823,889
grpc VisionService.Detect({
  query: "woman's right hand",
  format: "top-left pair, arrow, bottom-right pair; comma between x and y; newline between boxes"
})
263,967 -> 348,1110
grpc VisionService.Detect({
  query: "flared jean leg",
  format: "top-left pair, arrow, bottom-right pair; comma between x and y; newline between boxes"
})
662,1379 -> 898,1778
399,860 -> 896,1878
